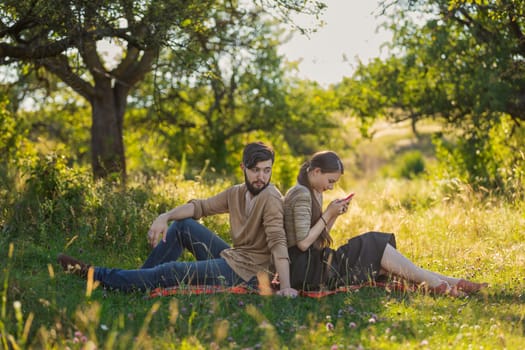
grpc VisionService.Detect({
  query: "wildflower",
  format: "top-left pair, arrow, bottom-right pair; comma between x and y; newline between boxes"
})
348,322 -> 357,329
326,322 -> 334,331
73,330 -> 88,343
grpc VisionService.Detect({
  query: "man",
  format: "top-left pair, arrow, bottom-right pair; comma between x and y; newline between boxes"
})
57,142 -> 298,297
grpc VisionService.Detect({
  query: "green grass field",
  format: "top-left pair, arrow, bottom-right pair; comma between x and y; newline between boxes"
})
1,175 -> 524,349
1,119 -> 524,349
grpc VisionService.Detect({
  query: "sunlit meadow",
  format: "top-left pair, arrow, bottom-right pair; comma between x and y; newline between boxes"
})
1,172 -> 524,349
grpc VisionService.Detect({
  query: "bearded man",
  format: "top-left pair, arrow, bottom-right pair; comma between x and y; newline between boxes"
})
57,142 -> 297,297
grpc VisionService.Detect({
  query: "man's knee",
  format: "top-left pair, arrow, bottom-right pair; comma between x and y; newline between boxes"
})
166,218 -> 200,242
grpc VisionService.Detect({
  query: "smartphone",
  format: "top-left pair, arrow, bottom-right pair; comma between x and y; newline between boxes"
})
344,192 -> 355,201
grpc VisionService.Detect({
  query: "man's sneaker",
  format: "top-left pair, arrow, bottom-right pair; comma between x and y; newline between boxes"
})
57,253 -> 91,278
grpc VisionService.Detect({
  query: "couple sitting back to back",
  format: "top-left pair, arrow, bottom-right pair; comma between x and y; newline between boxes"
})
58,142 -> 487,297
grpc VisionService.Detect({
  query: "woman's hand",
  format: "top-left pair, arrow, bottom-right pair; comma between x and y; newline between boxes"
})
338,198 -> 350,215
326,199 -> 348,218
147,214 -> 169,248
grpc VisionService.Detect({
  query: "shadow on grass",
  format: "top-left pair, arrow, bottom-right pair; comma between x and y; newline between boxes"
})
65,285 -> 392,348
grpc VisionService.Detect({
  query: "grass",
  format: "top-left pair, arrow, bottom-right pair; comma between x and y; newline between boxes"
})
1,172 -> 524,349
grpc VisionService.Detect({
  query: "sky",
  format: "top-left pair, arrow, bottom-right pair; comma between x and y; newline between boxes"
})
278,0 -> 392,86
95,1 -> 392,87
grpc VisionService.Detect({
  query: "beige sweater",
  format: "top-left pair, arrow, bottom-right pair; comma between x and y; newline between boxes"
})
283,184 -> 316,247
189,183 -> 289,282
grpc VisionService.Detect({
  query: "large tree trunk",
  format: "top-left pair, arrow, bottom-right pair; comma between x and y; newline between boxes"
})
39,41 -> 155,181
90,81 -> 128,181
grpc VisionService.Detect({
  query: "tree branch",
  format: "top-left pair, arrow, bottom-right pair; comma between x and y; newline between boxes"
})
507,10 -> 525,56
115,48 -> 157,89
0,37 -> 75,61
78,38 -> 107,84
41,55 -> 94,101
455,7 -> 495,44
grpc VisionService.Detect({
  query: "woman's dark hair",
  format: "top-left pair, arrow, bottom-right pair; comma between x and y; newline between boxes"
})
297,151 -> 343,249
242,142 -> 275,168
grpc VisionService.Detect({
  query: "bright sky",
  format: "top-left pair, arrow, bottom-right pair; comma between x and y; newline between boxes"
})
279,0 -> 392,86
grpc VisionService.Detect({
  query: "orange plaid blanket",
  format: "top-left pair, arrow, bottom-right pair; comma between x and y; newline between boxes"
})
149,280 -> 418,298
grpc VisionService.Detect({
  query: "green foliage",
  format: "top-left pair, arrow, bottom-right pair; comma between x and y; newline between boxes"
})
0,99 -> 18,219
399,151 -> 425,179
335,0 -> 525,196
24,90 -> 92,166
393,150 -> 426,180
0,0 -> 327,180
283,79 -> 340,155
0,98 -> 19,163
129,18 -> 338,176
4,154 -> 156,258
271,139 -> 302,192
0,98 -> 36,180
5,154 -> 90,244
82,184 -> 152,250
431,116 -> 524,198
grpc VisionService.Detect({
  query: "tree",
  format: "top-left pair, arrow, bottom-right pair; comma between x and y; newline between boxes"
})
336,0 -> 525,191
141,14 -> 293,173
0,0 -> 326,181
283,79 -> 339,155
340,0 -> 524,128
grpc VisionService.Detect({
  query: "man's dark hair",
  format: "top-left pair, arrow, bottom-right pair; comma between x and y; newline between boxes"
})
242,142 -> 275,168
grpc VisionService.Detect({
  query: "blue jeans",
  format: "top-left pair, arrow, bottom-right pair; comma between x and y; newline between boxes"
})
94,219 -> 244,292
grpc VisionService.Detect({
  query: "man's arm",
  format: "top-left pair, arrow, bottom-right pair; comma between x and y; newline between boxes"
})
147,188 -> 231,247
147,203 -> 195,247
260,187 -> 298,297
274,258 -> 298,297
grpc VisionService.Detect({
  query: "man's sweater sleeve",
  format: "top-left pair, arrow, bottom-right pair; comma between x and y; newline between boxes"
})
188,188 -> 230,219
262,189 -> 289,261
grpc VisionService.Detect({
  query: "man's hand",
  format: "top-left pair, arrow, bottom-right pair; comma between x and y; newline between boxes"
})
147,214 -> 169,248
276,287 -> 298,297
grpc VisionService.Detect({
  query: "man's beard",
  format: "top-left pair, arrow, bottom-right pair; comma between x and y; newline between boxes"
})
244,172 -> 270,196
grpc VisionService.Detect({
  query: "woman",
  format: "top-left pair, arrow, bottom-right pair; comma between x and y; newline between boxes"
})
284,151 -> 488,296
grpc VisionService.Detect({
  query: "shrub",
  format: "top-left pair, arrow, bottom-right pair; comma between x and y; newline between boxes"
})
5,154 -> 90,243
396,150 -> 426,179
432,115 -> 524,200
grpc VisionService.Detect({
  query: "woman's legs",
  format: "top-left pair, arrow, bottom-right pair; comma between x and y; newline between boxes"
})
380,244 -> 487,294
380,244 -> 446,288
141,218 -> 230,268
